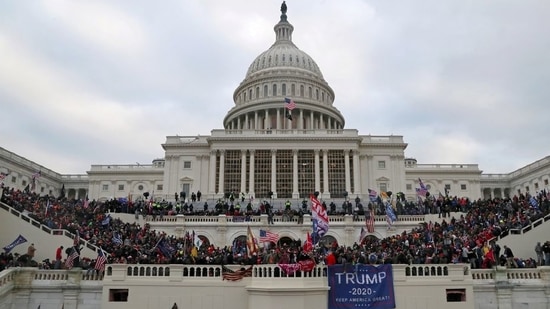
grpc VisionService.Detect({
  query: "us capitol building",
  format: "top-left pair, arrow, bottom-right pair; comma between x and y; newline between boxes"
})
0,4 -> 549,207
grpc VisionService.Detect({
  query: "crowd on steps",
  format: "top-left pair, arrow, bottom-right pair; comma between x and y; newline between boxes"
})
1,186 -> 549,272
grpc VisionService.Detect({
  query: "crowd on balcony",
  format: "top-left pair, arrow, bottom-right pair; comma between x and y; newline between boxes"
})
1,186 -> 549,272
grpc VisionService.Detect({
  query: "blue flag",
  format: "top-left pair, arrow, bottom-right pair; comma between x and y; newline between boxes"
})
3,235 -> 27,253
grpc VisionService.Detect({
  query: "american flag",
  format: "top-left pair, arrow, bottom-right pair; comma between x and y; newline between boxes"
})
284,98 -> 296,110
0,172 -> 8,182
368,189 -> 378,202
222,265 -> 253,281
94,249 -> 107,272
259,229 -> 279,243
65,247 -> 79,269
416,178 -> 428,196
32,171 -> 41,179
366,209 -> 375,233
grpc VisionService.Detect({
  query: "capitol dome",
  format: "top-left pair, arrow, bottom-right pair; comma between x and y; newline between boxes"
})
224,4 -> 344,131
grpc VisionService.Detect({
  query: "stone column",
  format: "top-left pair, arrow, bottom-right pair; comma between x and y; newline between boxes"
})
299,109 -> 304,130
310,110 -> 314,129
271,149 -> 277,198
237,117 -> 241,130
245,114 -> 249,129
322,149 -> 330,198
254,111 -> 258,129
209,150 -> 217,196
293,149 -> 299,198
218,150 -> 225,195
344,150 -> 351,195
265,109 -> 269,129
249,150 -> 255,198
240,150 -> 247,194
276,109 -> 281,130
314,149 -> 320,193
353,150 -> 360,196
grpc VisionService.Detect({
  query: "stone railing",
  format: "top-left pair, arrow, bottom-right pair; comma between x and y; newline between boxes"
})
0,202 -> 104,254
471,266 -> 550,283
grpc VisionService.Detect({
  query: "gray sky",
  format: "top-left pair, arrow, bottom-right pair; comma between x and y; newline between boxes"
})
1,0 -> 549,175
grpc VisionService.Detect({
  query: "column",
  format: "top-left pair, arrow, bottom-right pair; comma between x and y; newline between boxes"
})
292,149 -> 299,198
245,114 -> 249,129
218,150 -> 225,195
299,109 -> 304,130
276,109 -> 281,129
344,150 -> 351,195
265,109 -> 269,129
271,149 -> 277,197
249,150 -> 255,197
310,110 -> 314,129
366,155 -> 373,191
314,149 -> 320,193
254,111 -> 258,129
237,117 -> 241,130
240,150 -> 247,194
209,150 -> 217,196
322,149 -> 330,197
353,150 -> 360,196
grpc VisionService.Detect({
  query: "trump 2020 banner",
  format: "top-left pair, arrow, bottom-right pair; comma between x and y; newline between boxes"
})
328,264 -> 395,309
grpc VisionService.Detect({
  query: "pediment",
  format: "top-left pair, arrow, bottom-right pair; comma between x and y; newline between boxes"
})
180,176 -> 193,181
376,177 -> 390,182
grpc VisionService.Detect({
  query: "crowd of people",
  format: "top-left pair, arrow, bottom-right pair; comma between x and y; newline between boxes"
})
1,186 -> 549,272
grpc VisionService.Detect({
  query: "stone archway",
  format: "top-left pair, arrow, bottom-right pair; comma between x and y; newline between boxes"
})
319,235 -> 338,248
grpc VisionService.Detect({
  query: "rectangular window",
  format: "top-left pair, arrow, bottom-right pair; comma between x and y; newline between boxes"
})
157,184 -> 163,191
526,186 -> 530,193
378,161 -> 386,169
109,289 -> 129,302
22,180 -> 27,186
40,187 -> 44,193
545,179 -> 549,186
461,184 -> 467,190
183,161 -> 191,169
406,184 -> 412,190
445,184 -> 451,190
102,184 -> 109,191
379,183 -> 387,192
11,176 -> 16,183
118,184 -> 124,191
535,183 -> 539,190
446,289 -> 466,302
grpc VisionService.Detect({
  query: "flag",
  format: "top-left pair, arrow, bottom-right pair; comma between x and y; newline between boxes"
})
157,237 -> 176,258
284,97 -> 296,110
259,229 -> 279,243
45,199 -> 51,216
222,265 -> 253,281
285,109 -> 293,121
112,232 -> 123,245
359,227 -> 367,243
65,247 -> 79,269
246,226 -> 257,255
416,178 -> 428,197
94,249 -> 107,272
194,231 -> 203,248
368,189 -> 378,202
366,208 -> 375,233
310,194 -> 329,244
0,171 -> 8,185
3,234 -> 27,253
31,171 -> 41,192
73,230 -> 80,247
303,231 -> 313,252
83,195 -> 89,209
385,202 -> 396,228
530,196 -> 539,209
101,214 -> 111,226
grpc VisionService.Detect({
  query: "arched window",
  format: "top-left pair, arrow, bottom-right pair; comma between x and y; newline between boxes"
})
282,84 -> 286,96
256,87 -> 260,99
264,85 -> 268,97
291,84 -> 296,96
308,87 -> 312,98
316,89 -> 319,100
249,89 -> 253,100
300,85 -> 304,97
272,84 -> 277,96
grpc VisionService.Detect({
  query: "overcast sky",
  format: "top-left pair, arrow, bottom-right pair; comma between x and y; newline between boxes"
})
1,0 -> 549,175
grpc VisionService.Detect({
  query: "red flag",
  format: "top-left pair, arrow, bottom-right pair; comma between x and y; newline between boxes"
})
303,232 -> 313,252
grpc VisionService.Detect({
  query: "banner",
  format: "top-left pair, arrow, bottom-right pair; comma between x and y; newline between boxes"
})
328,264 -> 395,309
3,234 -> 27,253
